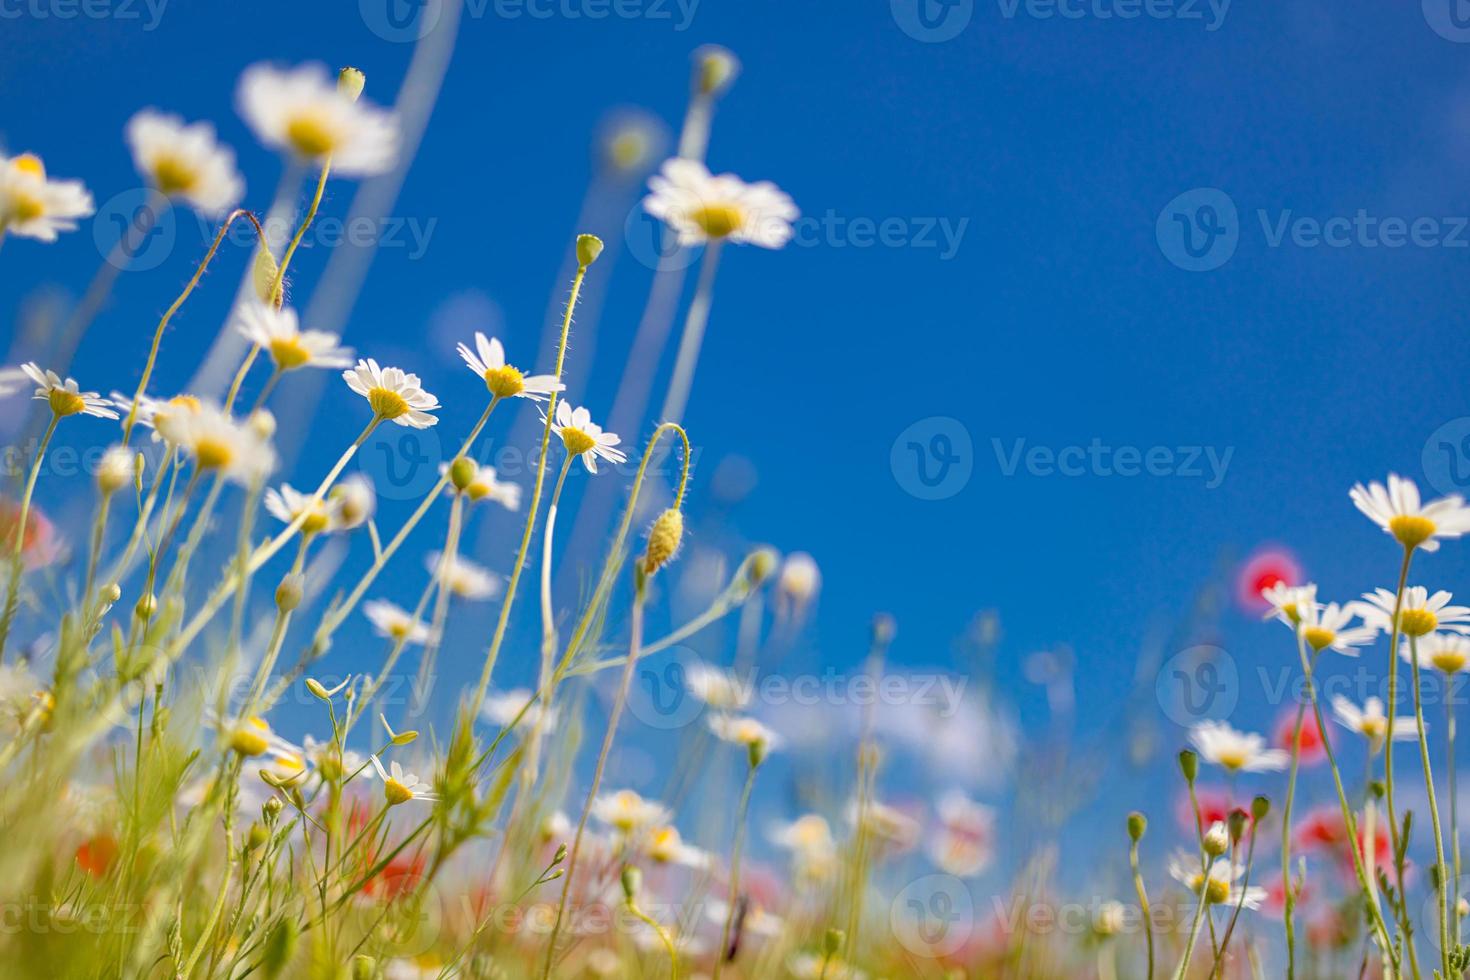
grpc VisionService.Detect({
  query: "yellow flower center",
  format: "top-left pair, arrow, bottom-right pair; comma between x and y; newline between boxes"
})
11,154 -> 45,178
230,717 -> 271,757
690,202 -> 745,238
151,155 -> 198,195
1433,651 -> 1468,674
483,364 -> 525,399
384,778 -> 412,806
1390,515 -> 1437,550
1401,609 -> 1438,637
1191,873 -> 1230,905
368,387 -> 409,420
285,113 -> 338,158
608,131 -> 648,170
1215,748 -> 1249,771
648,827 -> 678,862
560,427 -> 596,456
1280,602 -> 1301,625
299,507 -> 330,537
1360,716 -> 1387,740
1303,627 -> 1335,652
9,193 -> 45,223
315,752 -> 343,782
48,388 -> 86,417
193,437 -> 235,471
269,337 -> 313,371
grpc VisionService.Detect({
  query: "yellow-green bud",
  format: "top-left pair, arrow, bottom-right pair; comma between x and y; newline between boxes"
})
100,582 -> 122,606
644,508 -> 684,573
1251,795 -> 1270,822
339,66 -> 366,102
392,729 -> 417,746
97,445 -> 133,495
1177,749 -> 1198,785
449,456 -> 476,492
252,247 -> 281,304
263,796 -> 284,823
260,917 -> 299,977
576,234 -> 604,268
621,865 -> 642,902
1127,811 -> 1147,843
246,822 -> 269,851
694,45 -> 740,96
134,593 -> 157,620
350,955 -> 377,980
747,737 -> 768,769
824,928 -> 844,957
1203,821 -> 1229,858
275,573 -> 303,612
305,677 -> 329,701
553,843 -> 568,864
746,546 -> 779,586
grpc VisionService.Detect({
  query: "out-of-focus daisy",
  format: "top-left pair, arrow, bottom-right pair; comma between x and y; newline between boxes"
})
1298,601 -> 1377,655
236,63 -> 398,176
236,303 -> 353,372
329,475 -> 375,529
1350,473 -> 1470,553
788,952 -> 866,980
1167,851 -> 1267,909
643,824 -> 709,869
705,899 -> 784,939
169,404 -> 276,485
928,791 -> 996,878
1330,695 -> 1414,749
214,713 -> 297,759
777,552 -> 821,606
21,363 -> 116,419
1189,720 -> 1288,773
426,551 -> 499,601
125,109 -> 243,214
1263,581 -> 1317,628
480,688 -> 556,733
1355,586 -> 1470,638
343,359 -> 439,428
370,756 -> 437,805
684,662 -> 753,710
548,402 -> 626,474
771,814 -> 837,880
591,789 -> 670,835
438,458 -> 520,510
456,332 -> 563,402
0,153 -> 94,241
303,734 -> 370,783
363,599 -> 431,645
848,799 -> 921,853
263,483 -> 336,536
110,391 -> 202,444
1412,633 -> 1470,675
643,158 -> 798,249
708,714 -> 780,754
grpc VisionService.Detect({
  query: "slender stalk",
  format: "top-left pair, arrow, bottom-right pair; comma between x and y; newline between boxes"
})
1213,820 -> 1260,978
1407,633 -> 1453,977
1129,833 -> 1154,980
0,414 -> 58,658
408,491 -> 465,720
713,759 -> 759,980
658,239 -> 723,425
1281,697 -> 1308,980
1172,855 -> 1215,980
1449,669 -> 1462,944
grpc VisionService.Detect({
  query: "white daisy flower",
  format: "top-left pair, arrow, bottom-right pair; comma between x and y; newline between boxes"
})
236,63 -> 398,176
456,332 -> 563,402
1262,581 -> 1317,628
591,789 -> 670,835
302,734 -> 370,782
643,158 -> 798,249
929,791 -> 997,879
0,153 -> 94,242
438,459 -> 520,510
235,303 -> 353,372
110,391 -> 202,444
370,756 -> 437,805
329,475 -> 375,529
264,483 -> 333,536
548,401 -> 626,474
426,551 -> 500,601
778,552 -> 821,605
1298,600 -> 1377,655
480,688 -> 556,733
125,109 -> 244,215
1189,720 -> 1289,773
1350,473 -> 1470,553
1167,851 -> 1267,909
847,799 -> 921,852
642,824 -> 710,869
684,662 -> 753,710
21,363 -> 116,419
1411,633 -> 1470,675
1355,586 -> 1470,638
363,600 -> 431,646
1331,694 -> 1415,748
708,714 -> 780,754
342,359 -> 439,428
168,403 -> 276,485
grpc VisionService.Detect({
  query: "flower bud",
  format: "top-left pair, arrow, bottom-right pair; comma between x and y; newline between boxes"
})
339,66 -> 366,102
621,865 -> 642,902
745,546 -> 779,586
1203,821 -> 1229,858
1251,795 -> 1270,821
576,233 -> 604,267
246,822 -> 269,851
1227,808 -> 1248,843
644,508 -> 684,573
97,445 -> 133,495
135,593 -> 158,620
1177,749 -> 1198,785
351,955 -> 376,980
747,737 -> 768,769
872,613 -> 897,646
263,796 -> 284,822
1127,811 -> 1147,843
449,456 -> 476,492
249,408 -> 276,440
275,573 -> 303,612
824,928 -> 844,957
252,247 -> 281,304
260,917 -> 298,977
553,843 -> 568,865
100,582 -> 122,606
694,44 -> 740,96
305,677 -> 329,701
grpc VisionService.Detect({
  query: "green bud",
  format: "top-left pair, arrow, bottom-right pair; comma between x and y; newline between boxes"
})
1227,808 -> 1247,843
275,573 -> 303,612
745,546 -> 780,587
824,928 -> 844,956
449,456 -> 476,492
1127,811 -> 1147,843
246,822 -> 269,851
1177,749 -> 1198,785
621,865 -> 642,902
263,796 -> 284,823
553,843 -> 568,864
1251,795 -> 1270,821
576,233 -> 604,267
694,44 -> 740,96
339,66 -> 366,102
644,508 -> 684,573
350,955 -> 377,980
134,593 -> 157,620
252,247 -> 281,304
747,738 -> 768,769
305,677 -> 329,701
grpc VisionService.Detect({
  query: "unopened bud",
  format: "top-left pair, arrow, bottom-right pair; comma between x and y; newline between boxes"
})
621,865 -> 642,902
1251,795 -> 1270,821
305,677 -> 329,701
249,408 -> 276,440
97,445 -> 133,495
1203,821 -> 1229,858
100,582 -> 122,605
1227,808 -> 1247,843
134,593 -> 157,620
824,928 -> 844,957
1127,811 -> 1147,843
553,843 -> 568,864
644,508 -> 684,573
576,233 -> 604,267
338,66 -> 366,102
263,796 -> 284,822
275,573 -> 304,612
449,456 -> 476,492
745,546 -> 779,586
350,955 -> 376,980
694,44 -> 740,96
246,822 -> 269,851
1178,749 -> 1198,785
252,247 -> 281,304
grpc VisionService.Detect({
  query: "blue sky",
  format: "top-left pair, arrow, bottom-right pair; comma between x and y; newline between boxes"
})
5,0 -> 1470,856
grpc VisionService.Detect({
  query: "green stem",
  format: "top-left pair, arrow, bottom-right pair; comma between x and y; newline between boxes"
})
1408,633 -> 1453,977
1130,837 -> 1154,980
1281,697 -> 1308,980
0,414 -> 58,658
1172,855 -> 1215,980
713,760 -> 759,980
